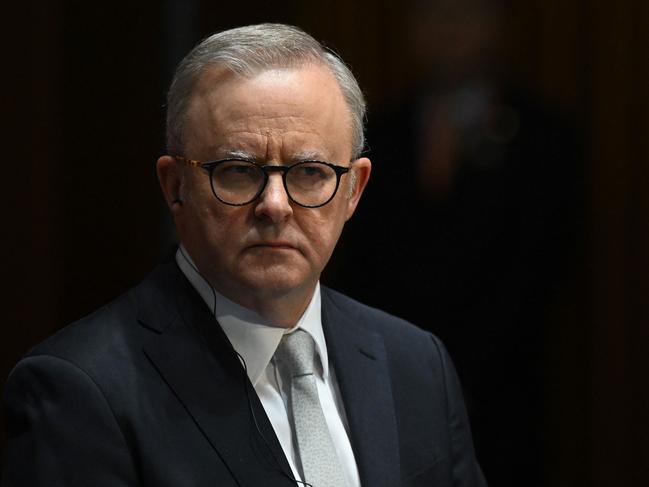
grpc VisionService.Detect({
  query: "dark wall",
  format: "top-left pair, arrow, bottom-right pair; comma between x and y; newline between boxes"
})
2,0 -> 166,466
2,1 -> 649,486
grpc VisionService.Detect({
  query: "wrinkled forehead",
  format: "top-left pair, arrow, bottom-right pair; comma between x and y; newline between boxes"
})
183,64 -> 354,160
188,61 -> 348,119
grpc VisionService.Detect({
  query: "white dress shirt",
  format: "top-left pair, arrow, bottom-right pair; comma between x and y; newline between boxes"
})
175,247 -> 361,486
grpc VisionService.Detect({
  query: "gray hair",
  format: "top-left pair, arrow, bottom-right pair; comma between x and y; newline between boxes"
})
166,23 -> 366,158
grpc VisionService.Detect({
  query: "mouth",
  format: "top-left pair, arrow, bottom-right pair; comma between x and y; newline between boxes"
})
248,241 -> 297,250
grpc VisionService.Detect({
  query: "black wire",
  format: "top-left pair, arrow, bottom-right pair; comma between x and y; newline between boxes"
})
235,349 -> 313,487
178,247 -> 313,487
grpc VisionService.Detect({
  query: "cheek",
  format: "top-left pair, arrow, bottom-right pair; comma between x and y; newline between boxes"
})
179,199 -> 246,249
200,206 -> 249,244
298,208 -> 346,259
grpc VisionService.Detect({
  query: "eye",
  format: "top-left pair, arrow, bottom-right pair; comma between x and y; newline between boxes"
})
292,162 -> 330,180
212,160 -> 264,188
220,162 -> 257,175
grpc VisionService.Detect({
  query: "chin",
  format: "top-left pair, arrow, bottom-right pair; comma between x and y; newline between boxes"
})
240,268 -> 314,298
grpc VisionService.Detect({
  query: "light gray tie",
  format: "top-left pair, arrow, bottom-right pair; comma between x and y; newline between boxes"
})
275,330 -> 348,487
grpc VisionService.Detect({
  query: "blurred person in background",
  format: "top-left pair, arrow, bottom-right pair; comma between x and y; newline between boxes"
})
333,1 -> 580,485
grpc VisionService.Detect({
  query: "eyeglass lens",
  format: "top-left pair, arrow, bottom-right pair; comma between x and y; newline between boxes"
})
211,160 -> 339,207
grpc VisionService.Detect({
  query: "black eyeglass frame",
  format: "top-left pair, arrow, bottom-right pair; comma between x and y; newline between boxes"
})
174,155 -> 353,208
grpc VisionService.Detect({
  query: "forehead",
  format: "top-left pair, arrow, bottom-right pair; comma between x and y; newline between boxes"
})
184,64 -> 353,161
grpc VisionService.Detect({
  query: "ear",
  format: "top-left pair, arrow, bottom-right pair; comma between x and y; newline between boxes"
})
344,157 -> 371,221
156,155 -> 183,215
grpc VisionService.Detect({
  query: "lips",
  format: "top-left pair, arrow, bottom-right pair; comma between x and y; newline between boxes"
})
249,241 -> 296,250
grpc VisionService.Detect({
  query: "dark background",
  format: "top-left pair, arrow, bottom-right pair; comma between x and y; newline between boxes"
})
2,1 -> 649,486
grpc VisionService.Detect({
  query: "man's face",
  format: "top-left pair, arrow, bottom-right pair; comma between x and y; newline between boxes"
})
157,64 -> 370,312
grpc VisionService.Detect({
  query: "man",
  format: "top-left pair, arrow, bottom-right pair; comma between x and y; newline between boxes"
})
2,24 -> 486,487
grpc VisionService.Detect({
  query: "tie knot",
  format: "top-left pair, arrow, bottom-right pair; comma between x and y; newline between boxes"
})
275,329 -> 315,377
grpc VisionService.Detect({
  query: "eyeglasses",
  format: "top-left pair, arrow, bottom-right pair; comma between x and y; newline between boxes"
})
174,155 -> 352,208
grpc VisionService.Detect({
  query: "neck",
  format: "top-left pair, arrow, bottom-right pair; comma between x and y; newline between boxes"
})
216,281 -> 317,328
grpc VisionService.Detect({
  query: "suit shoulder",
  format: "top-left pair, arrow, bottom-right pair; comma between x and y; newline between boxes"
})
23,286 -> 142,372
321,286 -> 438,344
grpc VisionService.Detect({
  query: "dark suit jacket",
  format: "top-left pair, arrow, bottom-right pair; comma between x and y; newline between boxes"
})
2,260 -> 486,487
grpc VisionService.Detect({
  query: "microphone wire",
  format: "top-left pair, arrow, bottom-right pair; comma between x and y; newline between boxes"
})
177,246 -> 313,487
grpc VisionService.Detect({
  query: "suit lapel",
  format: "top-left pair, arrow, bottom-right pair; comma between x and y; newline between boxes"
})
138,262 -> 294,487
322,289 -> 401,487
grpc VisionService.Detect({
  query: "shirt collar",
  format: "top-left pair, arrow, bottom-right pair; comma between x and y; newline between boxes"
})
175,246 -> 329,385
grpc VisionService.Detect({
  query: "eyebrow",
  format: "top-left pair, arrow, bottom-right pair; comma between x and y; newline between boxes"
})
219,149 -> 256,161
292,150 -> 328,161
216,149 -> 331,163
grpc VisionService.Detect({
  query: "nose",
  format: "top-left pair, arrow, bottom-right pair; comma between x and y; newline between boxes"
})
253,173 -> 293,222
